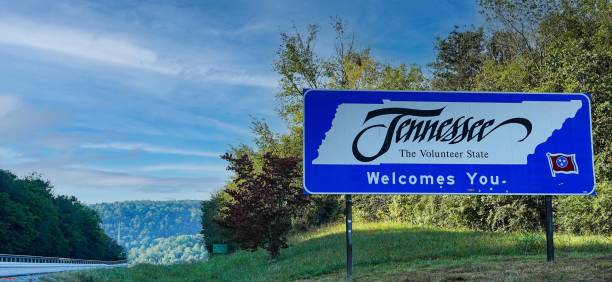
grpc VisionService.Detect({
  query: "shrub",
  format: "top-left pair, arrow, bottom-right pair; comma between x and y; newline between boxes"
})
556,181 -> 612,234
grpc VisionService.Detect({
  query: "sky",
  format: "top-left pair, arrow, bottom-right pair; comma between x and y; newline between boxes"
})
0,0 -> 482,203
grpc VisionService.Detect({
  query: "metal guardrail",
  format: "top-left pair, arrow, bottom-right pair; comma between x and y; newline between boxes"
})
0,254 -> 127,277
0,254 -> 126,265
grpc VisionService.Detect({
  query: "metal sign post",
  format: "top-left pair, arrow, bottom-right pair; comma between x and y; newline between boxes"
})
545,195 -> 554,262
345,194 -> 353,280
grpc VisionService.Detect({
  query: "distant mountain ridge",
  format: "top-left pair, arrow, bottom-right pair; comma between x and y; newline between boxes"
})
90,200 -> 207,264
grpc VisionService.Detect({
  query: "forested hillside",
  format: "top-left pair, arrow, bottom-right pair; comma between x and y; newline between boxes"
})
0,170 -> 124,260
90,200 -> 207,264
128,235 -> 207,265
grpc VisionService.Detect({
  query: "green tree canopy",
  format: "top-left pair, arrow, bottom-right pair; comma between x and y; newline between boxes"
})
0,170 -> 124,260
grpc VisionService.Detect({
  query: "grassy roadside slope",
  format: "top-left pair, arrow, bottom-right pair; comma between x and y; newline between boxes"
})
46,222 -> 611,281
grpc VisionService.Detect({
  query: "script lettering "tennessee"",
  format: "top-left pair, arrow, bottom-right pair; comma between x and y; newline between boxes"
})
351,107 -> 532,162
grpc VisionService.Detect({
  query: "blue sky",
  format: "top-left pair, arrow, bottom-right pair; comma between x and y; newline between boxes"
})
0,0 -> 482,203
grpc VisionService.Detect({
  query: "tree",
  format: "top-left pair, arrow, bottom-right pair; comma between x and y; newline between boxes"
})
129,235 -> 208,265
216,153 -> 305,259
0,170 -> 124,260
479,0 -> 559,53
536,0 -> 611,180
18,175 -> 67,257
201,191 -> 234,253
275,24 -> 324,126
474,0 -> 611,233
390,0 -> 611,234
476,0 -> 611,181
272,20 -> 429,231
275,20 -> 429,127
430,26 -> 485,90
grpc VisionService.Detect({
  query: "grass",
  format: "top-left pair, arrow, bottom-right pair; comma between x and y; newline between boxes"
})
45,222 -> 612,281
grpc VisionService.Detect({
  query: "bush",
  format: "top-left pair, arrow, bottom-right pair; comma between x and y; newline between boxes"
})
354,187 -> 611,235
365,195 -> 546,233
201,191 -> 235,253
556,181 -> 612,234
388,196 -> 473,229
475,196 -> 545,232
353,196 -> 393,222
291,195 -> 343,231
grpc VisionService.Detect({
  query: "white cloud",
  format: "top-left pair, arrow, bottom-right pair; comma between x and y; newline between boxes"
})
196,116 -> 251,136
0,147 -> 20,159
209,72 -> 278,89
9,166 -> 224,203
191,67 -> 278,89
0,17 -> 278,88
15,166 -> 220,190
137,163 -> 227,173
81,142 -> 221,158
0,94 -> 59,140
55,168 -> 158,187
0,95 -> 20,117
0,147 -> 31,164
69,119 -> 231,142
0,18 -> 178,74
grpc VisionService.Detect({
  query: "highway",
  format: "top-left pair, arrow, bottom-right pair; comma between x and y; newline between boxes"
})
0,254 -> 127,278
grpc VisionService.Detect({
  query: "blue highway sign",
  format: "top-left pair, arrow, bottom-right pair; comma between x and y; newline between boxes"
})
303,90 -> 595,195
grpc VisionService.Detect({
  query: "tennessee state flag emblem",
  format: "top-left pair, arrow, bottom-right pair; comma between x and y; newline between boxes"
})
547,153 -> 579,177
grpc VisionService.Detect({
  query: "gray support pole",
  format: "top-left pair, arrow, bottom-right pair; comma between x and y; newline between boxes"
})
545,195 -> 554,262
345,194 -> 353,280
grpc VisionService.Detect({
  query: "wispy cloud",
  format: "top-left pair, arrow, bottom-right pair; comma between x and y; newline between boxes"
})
0,95 -> 19,117
31,168 -> 223,192
81,142 -> 221,158
0,18 -> 178,74
54,168 -> 161,188
137,163 -> 227,173
187,67 -> 278,89
13,166 -> 224,202
0,94 -> 60,140
196,116 -> 252,136
0,17 -> 277,88
0,147 -> 31,164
